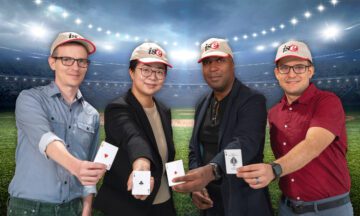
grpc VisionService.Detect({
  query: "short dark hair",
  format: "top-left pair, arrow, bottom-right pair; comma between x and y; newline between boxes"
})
129,60 -> 168,74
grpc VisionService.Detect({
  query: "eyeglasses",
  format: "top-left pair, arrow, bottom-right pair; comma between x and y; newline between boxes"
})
138,66 -> 166,80
52,56 -> 90,68
277,64 -> 312,74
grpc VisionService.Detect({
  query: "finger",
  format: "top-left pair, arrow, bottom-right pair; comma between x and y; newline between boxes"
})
150,177 -> 155,192
237,170 -> 262,179
89,162 -> 107,169
172,173 -> 195,183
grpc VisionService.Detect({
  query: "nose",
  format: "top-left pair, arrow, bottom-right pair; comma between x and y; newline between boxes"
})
71,61 -> 80,70
209,62 -> 218,72
287,68 -> 297,77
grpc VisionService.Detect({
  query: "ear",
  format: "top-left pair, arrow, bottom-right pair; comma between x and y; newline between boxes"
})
308,66 -> 315,79
274,67 -> 281,81
129,69 -> 135,81
48,56 -> 56,71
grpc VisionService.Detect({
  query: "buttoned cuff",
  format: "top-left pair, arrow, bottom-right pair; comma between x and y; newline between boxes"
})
83,185 -> 97,197
39,131 -> 64,159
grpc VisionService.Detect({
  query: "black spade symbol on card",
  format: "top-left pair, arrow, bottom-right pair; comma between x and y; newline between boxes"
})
139,181 -> 144,185
230,157 -> 237,166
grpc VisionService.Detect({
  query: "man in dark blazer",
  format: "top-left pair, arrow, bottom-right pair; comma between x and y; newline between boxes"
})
94,42 -> 176,215
173,38 -> 273,216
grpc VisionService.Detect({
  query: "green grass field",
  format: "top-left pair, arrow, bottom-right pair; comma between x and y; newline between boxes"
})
0,109 -> 359,215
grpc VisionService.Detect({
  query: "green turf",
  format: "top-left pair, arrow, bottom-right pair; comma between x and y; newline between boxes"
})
0,110 -> 359,215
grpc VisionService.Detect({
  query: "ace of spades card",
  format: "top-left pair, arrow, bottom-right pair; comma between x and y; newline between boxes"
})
224,149 -> 243,174
132,171 -> 151,195
93,141 -> 118,170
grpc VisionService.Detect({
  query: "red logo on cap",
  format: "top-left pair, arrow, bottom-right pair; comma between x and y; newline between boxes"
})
283,44 -> 298,53
149,48 -> 163,57
155,49 -> 163,57
210,41 -> 219,49
205,41 -> 220,51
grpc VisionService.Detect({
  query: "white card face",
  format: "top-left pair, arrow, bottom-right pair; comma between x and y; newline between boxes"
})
224,149 -> 243,174
93,141 -> 119,170
132,171 -> 151,195
165,160 -> 185,186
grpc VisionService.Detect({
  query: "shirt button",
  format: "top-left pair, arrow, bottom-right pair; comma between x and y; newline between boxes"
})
67,144 -> 70,148
24,211 -> 27,214
62,200 -> 65,203
289,107 -> 293,111
68,125 -> 71,129
32,209 -> 36,213
284,124 -> 288,128
64,181 -> 67,184
283,142 -> 287,146
291,178 -> 295,182
70,109 -> 72,112
296,197 -> 300,200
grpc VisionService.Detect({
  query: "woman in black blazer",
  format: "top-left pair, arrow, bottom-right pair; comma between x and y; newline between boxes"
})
93,42 -> 176,216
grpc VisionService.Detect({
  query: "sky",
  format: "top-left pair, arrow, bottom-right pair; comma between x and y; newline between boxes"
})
1,0 -> 360,66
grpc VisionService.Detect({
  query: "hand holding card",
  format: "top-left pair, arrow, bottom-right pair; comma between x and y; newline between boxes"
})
132,171 -> 151,195
94,141 -> 119,170
224,149 -> 243,174
166,160 -> 185,186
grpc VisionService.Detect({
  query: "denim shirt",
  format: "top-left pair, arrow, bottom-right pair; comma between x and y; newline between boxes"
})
9,81 -> 100,203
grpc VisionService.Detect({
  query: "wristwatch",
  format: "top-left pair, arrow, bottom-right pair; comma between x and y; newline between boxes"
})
209,163 -> 222,181
270,162 -> 282,180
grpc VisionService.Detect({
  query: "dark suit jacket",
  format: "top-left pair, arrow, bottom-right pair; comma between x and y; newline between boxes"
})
94,89 -> 175,216
189,79 -> 273,216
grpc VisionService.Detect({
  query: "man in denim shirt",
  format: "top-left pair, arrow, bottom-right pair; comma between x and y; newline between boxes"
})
7,32 -> 106,216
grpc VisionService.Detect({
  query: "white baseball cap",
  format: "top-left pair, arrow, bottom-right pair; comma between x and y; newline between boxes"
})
198,38 -> 233,63
275,40 -> 312,63
50,32 -> 96,55
130,42 -> 172,68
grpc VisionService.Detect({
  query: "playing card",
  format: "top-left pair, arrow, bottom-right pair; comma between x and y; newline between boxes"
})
132,171 -> 151,195
93,141 -> 118,170
165,160 -> 185,186
224,149 -> 243,174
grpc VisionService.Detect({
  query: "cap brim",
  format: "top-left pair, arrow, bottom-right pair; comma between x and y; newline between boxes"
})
138,58 -> 173,68
197,52 -> 230,63
274,55 -> 312,63
55,38 -> 96,55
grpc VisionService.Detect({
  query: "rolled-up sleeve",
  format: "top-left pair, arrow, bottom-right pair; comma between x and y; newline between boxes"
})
82,185 -> 97,197
15,90 -> 65,159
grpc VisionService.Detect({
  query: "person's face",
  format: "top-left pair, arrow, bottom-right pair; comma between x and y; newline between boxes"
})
201,56 -> 235,92
130,62 -> 166,97
274,56 -> 314,99
48,43 -> 89,89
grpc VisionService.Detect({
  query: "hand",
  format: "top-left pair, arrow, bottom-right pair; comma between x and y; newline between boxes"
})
127,158 -> 154,200
72,161 -> 106,186
192,189 -> 213,210
236,163 -> 275,189
172,165 -> 214,193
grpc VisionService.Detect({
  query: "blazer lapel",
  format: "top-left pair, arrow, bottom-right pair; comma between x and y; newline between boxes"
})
193,93 -> 212,160
218,79 -> 242,148
155,100 -> 175,162
126,90 -> 159,154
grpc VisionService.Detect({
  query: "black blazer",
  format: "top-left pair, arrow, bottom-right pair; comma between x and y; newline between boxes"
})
94,90 -> 175,216
189,79 -> 273,216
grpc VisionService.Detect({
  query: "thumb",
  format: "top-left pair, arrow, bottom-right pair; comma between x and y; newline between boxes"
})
127,172 -> 133,191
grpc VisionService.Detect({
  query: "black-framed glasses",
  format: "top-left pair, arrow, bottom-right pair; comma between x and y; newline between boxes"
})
277,64 -> 312,74
52,56 -> 90,68
138,66 -> 166,80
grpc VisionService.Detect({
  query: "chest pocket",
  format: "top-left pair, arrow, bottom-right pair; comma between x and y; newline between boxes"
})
76,122 -> 96,150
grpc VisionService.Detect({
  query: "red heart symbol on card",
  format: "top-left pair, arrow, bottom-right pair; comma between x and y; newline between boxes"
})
104,153 -> 108,158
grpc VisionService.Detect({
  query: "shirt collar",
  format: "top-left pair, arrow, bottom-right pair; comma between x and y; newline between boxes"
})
280,82 -> 317,108
46,81 -> 84,103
